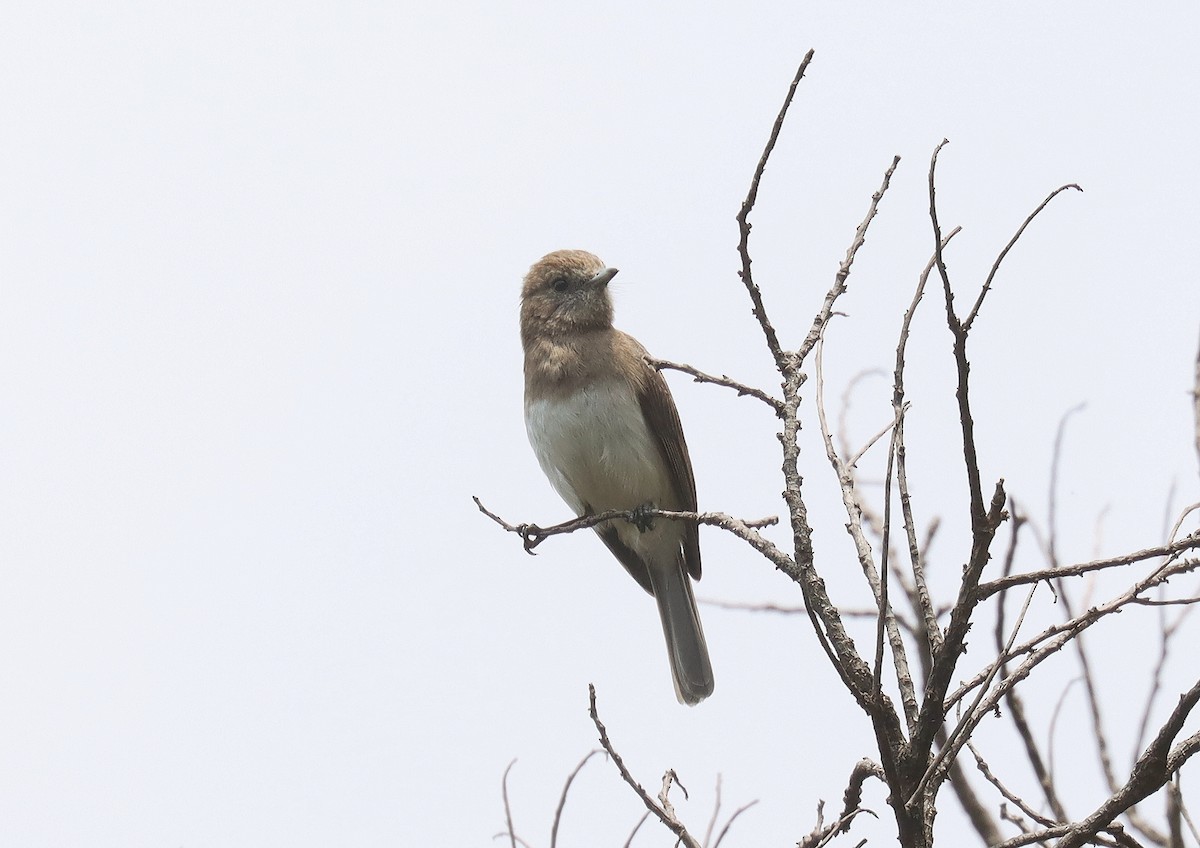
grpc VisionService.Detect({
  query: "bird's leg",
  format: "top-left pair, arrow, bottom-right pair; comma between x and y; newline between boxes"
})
629,502 -> 656,533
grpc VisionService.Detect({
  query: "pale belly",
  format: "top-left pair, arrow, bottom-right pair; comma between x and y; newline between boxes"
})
524,380 -> 673,517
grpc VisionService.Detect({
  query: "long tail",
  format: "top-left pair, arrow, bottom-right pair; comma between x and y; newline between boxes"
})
648,560 -> 714,705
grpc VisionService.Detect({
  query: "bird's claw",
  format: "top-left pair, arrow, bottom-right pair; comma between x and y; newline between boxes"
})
629,503 -> 656,533
517,523 -> 544,554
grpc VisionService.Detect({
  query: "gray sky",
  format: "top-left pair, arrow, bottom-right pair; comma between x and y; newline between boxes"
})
2,2 -> 1198,846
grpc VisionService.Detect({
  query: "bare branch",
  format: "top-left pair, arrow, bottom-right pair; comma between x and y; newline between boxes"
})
796,761 -> 885,848
588,684 -> 702,848
912,139 -> 1012,788
796,155 -> 902,365
992,823 -> 1132,848
501,759 -> 519,848
911,582 -> 1039,804
1192,326 -> 1199,482
962,183 -> 1083,331
815,332 -> 919,731
839,758 -> 887,829
702,774 -> 723,848
894,227 -> 962,659
710,799 -> 760,848
977,533 -> 1200,599
622,813 -> 650,848
700,598 -> 887,619
994,501 -> 1068,821
965,740 -> 1056,829
1168,502 -> 1200,544
946,557 -> 1200,718
646,355 -> 784,417
1056,680 -> 1200,848
736,50 -> 815,370
550,750 -> 600,848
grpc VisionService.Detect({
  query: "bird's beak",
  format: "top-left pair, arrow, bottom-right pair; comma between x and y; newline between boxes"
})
589,267 -> 619,288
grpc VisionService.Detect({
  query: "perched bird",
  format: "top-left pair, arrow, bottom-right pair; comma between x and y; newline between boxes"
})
520,249 -> 714,705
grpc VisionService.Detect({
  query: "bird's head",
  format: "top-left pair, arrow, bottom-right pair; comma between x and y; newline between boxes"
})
520,250 -> 618,344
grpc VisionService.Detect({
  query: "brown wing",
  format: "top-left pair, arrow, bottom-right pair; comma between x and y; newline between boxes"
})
621,334 -> 702,581
592,517 -> 655,595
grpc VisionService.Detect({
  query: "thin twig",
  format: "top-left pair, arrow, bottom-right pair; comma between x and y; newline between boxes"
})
911,582 -> 1039,804
501,759 -> 519,848
622,813 -> 650,848
912,137 -> 1011,795
700,598 -> 886,619
965,740 -> 1056,828
976,534 -> 1200,599
1193,328 -> 1200,480
646,356 -> 784,417
796,156 -> 902,365
703,774 -> 722,848
894,228 -> 961,660
711,800 -> 760,848
736,51 -> 815,371
815,334 -> 919,731
1056,680 -> 1200,848
588,684 -> 702,848
962,184 -> 1083,331
550,750 -> 600,848
995,505 -> 1069,823
945,558 -> 1200,714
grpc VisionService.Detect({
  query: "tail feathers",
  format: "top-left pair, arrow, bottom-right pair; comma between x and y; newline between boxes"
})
648,562 -> 714,705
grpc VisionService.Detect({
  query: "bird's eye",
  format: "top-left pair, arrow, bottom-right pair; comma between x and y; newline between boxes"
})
551,277 -> 569,293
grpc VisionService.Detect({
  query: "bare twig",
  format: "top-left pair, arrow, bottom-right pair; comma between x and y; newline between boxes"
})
1168,502 -> 1200,545
622,813 -> 650,848
965,740 -> 1056,828
1192,328 -> 1200,480
962,184 -> 1083,331
946,557 -> 1200,716
710,799 -> 760,848
703,774 -> 723,848
839,758 -> 887,829
894,228 -> 962,661
977,534 -> 1200,599
1179,779 -> 1200,846
588,684 -> 702,848
550,750 -> 600,848
501,759 -> 519,848
998,514 -> 1070,821
816,332 -> 919,731
646,356 -> 785,416
992,824 -> 1131,848
1056,680 -> 1200,848
911,140 -> 1012,815
699,598 -> 886,619
796,155 -> 903,365
912,582 -> 1039,804
736,50 -> 815,371
796,761 -> 885,848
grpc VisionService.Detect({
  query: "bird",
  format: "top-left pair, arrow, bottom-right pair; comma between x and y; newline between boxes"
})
519,249 -> 714,705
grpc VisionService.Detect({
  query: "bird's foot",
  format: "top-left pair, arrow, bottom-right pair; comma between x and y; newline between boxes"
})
629,503 -> 656,533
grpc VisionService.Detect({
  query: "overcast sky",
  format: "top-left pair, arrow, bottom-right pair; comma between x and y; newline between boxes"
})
2,2 -> 1198,846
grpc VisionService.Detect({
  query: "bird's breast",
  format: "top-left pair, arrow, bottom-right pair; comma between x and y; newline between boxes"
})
525,379 -> 671,515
